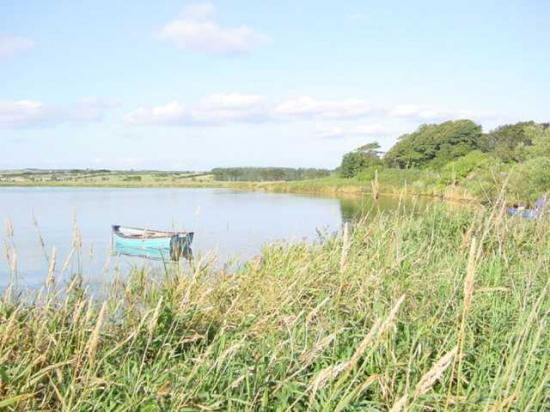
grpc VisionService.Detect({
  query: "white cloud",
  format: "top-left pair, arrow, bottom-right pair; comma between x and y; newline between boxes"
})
126,93 -> 268,125
389,104 -> 475,121
274,97 -> 376,119
0,100 -> 57,127
274,98 -> 476,122
157,3 -> 268,55
0,98 -> 115,128
316,124 -> 390,139
125,94 -> 485,132
125,101 -> 191,125
0,36 -> 34,59
194,93 -> 267,122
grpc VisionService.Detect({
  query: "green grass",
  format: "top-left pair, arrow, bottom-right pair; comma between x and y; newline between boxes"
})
0,168 -> 502,203
260,171 -> 476,202
0,203 -> 548,410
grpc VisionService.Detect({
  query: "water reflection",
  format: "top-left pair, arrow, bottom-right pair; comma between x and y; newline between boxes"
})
0,187 -> 436,288
339,194 -> 433,221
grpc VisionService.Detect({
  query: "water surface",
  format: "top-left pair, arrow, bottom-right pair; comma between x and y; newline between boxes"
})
0,187 -> 430,287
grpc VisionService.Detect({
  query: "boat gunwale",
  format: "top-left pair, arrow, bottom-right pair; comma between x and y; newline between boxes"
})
112,225 -> 193,240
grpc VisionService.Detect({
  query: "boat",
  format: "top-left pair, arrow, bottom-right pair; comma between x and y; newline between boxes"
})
507,195 -> 547,220
112,225 -> 194,261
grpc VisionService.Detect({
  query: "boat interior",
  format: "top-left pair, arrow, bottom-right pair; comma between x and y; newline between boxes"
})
112,225 -> 181,239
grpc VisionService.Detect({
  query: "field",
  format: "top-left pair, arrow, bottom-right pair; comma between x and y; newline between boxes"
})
0,170 -> 214,187
0,201 -> 548,410
0,169 -> 480,202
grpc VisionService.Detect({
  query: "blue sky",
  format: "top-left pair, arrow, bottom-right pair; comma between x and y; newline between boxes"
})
1,0 -> 549,170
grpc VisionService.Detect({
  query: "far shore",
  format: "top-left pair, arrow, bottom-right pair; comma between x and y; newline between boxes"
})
0,178 -> 480,204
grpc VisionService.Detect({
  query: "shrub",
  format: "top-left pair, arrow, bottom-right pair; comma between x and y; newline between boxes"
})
507,157 -> 550,203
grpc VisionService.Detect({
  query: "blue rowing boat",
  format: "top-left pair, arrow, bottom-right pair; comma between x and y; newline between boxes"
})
112,225 -> 193,261
507,195 -> 547,220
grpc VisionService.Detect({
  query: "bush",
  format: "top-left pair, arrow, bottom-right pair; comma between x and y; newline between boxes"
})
507,157 -> 550,203
439,151 -> 496,185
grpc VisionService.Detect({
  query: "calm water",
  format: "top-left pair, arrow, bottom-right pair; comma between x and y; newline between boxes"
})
0,187 -> 430,288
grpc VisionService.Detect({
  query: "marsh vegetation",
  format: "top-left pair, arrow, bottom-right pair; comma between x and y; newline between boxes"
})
0,201 -> 547,410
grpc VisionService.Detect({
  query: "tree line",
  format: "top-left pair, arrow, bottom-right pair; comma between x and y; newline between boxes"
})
339,119 -> 550,201
211,167 -> 331,182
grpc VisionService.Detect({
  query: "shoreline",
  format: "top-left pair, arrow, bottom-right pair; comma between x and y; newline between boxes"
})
0,180 -> 481,203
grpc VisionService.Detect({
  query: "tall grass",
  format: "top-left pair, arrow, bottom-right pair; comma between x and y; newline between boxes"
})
0,205 -> 548,410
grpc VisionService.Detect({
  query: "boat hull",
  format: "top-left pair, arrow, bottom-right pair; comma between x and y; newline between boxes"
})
507,208 -> 538,220
112,226 -> 193,261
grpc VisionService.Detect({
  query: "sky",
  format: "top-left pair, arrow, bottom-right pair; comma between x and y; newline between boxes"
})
1,0 -> 549,170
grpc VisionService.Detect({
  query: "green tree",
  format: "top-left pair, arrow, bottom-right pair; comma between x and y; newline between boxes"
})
479,121 -> 535,162
384,120 -> 482,169
340,142 -> 383,178
211,167 -> 330,182
356,142 -> 382,155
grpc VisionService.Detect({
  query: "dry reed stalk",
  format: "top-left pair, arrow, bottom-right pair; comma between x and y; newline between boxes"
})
3,220 -> 18,281
476,287 -> 509,294
308,362 -> 349,406
83,299 -> 95,324
414,347 -> 457,398
32,213 -> 49,263
60,247 -> 75,275
0,307 -> 20,351
388,394 -> 408,412
462,237 -> 477,312
461,220 -> 477,250
495,200 -> 507,225
371,169 -> 380,200
2,283 -> 13,306
72,215 -> 82,251
183,329 -> 223,385
71,301 -> 107,402
71,298 -> 87,325
27,360 -> 74,387
263,329 -> 323,400
390,347 -> 457,411
7,248 -> 17,279
339,222 -> 350,273
298,332 -> 338,367
305,296 -> 330,324
307,295 -> 405,405
229,371 -> 251,389
348,294 -> 405,368
47,374 -> 67,410
333,374 -> 380,412
46,246 -> 57,288
177,254 -> 211,310
207,338 -> 246,373
86,302 -> 107,362
448,236 -> 478,400
5,218 -> 14,239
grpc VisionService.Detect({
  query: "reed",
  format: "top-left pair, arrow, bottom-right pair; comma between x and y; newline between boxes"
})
371,169 -> 380,200
0,204 -> 548,410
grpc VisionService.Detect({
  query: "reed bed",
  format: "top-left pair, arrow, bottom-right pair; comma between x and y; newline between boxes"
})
0,204 -> 548,411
